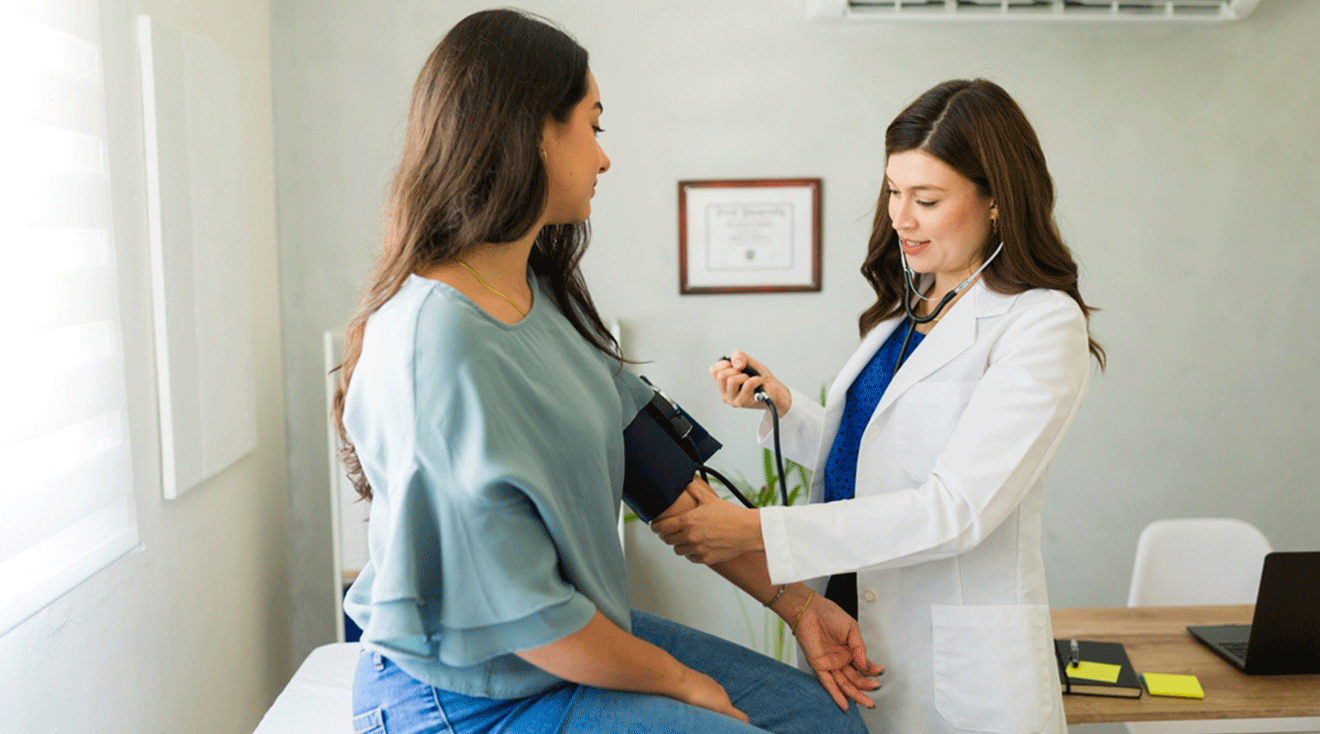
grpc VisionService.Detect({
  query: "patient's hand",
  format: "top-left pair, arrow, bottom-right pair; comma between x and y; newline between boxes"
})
651,478 -> 762,565
793,596 -> 884,710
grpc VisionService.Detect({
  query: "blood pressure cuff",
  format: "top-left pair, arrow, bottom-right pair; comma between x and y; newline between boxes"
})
621,378 -> 722,523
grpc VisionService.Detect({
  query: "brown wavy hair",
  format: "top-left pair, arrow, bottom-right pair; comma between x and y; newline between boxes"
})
859,79 -> 1105,368
331,9 -> 620,501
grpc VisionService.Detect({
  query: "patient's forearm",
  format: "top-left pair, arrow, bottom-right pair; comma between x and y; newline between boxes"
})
711,552 -> 811,622
514,610 -> 686,696
651,488 -> 698,521
650,489 -> 807,619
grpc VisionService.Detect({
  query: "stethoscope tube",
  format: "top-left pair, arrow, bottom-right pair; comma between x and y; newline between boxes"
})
895,240 -> 1004,366
708,359 -> 790,507
896,287 -> 957,367
711,238 -> 1005,508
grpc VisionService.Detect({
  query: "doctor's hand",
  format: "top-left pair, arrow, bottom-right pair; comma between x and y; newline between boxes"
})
651,478 -> 763,565
711,351 -> 792,414
791,594 -> 884,711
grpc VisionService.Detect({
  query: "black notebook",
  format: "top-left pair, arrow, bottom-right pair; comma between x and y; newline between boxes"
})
1054,639 -> 1143,698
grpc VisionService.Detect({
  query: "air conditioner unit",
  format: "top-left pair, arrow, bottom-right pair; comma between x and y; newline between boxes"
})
806,0 -> 1262,22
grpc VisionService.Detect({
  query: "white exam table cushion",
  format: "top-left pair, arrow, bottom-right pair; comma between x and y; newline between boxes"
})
253,642 -> 358,734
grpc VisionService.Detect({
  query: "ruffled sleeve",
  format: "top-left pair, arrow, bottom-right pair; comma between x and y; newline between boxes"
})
359,455 -> 596,667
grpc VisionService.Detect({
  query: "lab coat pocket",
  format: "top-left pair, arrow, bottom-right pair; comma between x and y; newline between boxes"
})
893,381 -> 978,480
931,603 -> 1054,734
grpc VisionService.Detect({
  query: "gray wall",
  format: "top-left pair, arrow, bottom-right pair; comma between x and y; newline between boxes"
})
270,0 -> 1320,679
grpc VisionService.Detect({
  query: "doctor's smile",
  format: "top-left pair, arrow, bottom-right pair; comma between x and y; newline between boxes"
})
898,238 -> 930,255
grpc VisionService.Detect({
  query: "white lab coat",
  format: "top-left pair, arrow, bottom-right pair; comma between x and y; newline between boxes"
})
758,281 -> 1090,734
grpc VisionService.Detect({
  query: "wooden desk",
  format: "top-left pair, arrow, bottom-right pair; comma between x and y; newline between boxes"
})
1051,606 -> 1320,725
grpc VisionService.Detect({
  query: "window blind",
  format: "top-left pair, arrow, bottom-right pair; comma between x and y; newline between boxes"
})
0,0 -> 140,636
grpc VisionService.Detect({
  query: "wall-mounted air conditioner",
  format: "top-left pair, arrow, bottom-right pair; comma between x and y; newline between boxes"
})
806,0 -> 1262,22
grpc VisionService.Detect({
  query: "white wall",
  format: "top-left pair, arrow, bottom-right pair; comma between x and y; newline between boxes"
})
270,0 -> 1320,676
0,1 -> 293,732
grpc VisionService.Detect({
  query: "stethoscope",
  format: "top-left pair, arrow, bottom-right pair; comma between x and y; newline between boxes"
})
895,239 -> 1005,367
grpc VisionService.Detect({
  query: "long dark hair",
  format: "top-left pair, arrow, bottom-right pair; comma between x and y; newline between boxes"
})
332,9 -> 619,501
859,79 -> 1105,367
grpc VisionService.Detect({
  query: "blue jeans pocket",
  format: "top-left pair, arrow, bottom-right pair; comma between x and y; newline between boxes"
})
352,707 -> 384,734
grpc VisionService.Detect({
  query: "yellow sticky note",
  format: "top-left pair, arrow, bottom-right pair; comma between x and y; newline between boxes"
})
1066,660 -> 1123,683
1142,673 -> 1205,699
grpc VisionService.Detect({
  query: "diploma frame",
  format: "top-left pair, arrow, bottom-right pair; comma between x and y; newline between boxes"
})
678,178 -> 822,295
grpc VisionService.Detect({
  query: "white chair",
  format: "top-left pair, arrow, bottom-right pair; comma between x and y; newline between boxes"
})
1125,518 -> 1317,734
1127,518 -> 1272,608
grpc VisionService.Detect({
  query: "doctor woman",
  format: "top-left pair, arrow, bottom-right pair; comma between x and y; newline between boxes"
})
654,78 -> 1105,734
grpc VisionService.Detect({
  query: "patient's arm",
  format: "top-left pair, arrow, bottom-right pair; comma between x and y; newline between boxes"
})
652,478 -> 762,565
648,478 -> 882,710
649,484 -> 698,520
514,609 -> 749,723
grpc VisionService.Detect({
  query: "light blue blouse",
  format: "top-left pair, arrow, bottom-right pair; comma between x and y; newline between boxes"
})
342,273 -> 653,699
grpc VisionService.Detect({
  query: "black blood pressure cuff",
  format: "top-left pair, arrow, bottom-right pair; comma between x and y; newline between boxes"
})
621,378 -> 722,523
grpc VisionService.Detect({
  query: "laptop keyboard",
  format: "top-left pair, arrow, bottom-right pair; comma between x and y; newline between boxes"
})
1220,641 -> 1250,661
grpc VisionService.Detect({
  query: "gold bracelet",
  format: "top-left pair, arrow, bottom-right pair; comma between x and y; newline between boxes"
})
763,584 -> 788,609
790,590 -> 815,633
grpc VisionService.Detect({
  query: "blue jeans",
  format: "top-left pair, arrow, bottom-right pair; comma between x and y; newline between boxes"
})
352,609 -> 870,734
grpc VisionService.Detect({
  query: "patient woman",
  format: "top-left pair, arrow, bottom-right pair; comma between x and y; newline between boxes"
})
331,9 -> 873,734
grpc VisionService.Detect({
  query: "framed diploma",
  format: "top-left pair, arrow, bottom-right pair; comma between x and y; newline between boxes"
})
678,178 -> 822,294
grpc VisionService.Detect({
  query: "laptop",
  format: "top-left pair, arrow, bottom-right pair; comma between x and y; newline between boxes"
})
1187,551 -> 1320,674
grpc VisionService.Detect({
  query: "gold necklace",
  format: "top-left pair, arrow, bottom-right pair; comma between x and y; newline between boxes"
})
455,259 -> 528,317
